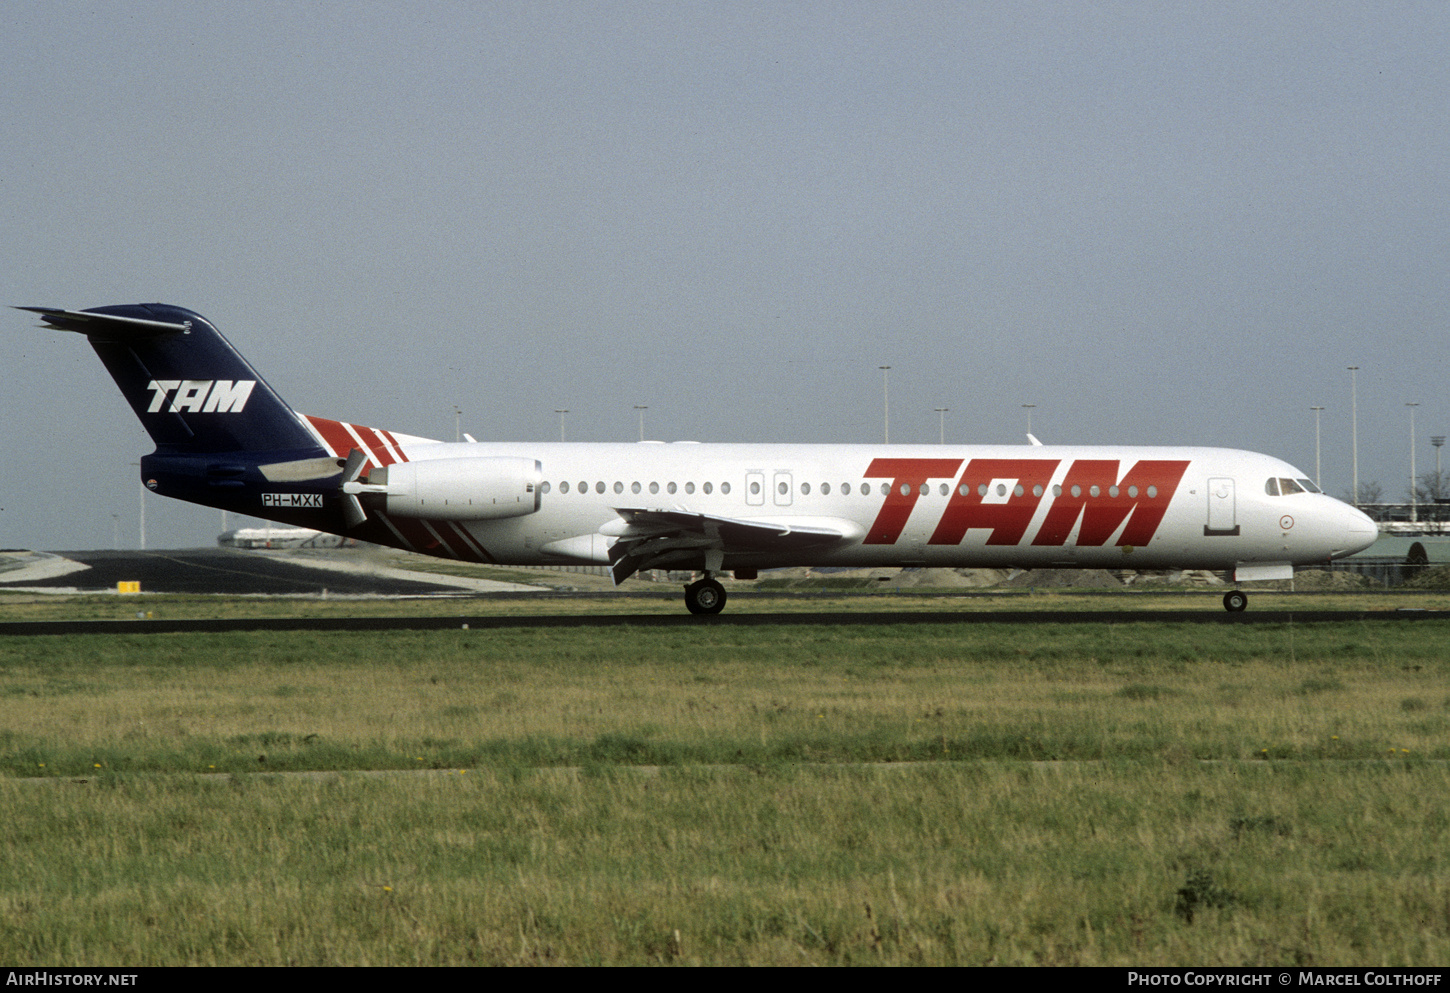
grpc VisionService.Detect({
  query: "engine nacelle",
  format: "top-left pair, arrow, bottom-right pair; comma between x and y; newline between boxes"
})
369,457 -> 542,520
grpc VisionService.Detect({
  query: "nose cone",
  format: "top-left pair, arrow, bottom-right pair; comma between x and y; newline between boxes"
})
1330,502 -> 1379,558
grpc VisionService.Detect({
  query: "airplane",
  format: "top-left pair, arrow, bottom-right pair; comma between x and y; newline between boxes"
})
19,303 -> 1378,614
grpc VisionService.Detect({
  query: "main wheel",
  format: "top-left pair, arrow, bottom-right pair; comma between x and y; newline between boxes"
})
685,578 -> 727,615
1223,590 -> 1248,612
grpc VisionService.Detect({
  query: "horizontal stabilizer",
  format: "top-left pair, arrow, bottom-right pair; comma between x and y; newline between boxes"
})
16,306 -> 191,338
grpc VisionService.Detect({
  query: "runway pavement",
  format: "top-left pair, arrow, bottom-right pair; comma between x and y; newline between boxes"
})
0,548 -> 530,597
2,607 -> 1447,636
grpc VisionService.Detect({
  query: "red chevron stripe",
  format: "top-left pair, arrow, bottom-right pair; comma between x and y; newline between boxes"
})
351,424 -> 398,467
305,416 -> 357,459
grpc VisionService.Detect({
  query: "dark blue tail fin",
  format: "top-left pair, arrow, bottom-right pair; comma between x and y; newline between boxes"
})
19,304 -> 319,454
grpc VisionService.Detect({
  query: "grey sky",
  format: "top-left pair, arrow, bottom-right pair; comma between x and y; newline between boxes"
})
3,1 -> 1447,550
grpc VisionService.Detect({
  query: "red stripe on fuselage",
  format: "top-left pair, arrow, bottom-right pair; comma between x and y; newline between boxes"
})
351,424 -> 399,467
305,415 -> 409,470
305,416 -> 357,459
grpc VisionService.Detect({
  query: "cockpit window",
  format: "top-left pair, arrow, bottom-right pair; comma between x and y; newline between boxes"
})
1267,477 -> 1312,496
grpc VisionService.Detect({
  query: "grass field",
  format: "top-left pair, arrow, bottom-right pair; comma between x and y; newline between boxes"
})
1,602 -> 1448,964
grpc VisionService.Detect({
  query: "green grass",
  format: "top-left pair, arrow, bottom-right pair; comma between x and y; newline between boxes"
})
2,616 -> 1449,964
2,764 -> 1447,965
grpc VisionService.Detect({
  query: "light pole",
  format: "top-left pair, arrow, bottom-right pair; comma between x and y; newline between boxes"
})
555,409 -> 568,443
1022,403 -> 1037,439
1310,406 -> 1325,491
634,405 -> 648,442
935,408 -> 949,445
132,461 -> 145,550
879,367 -> 891,444
452,405 -> 462,444
1348,367 -> 1359,505
1408,402 -> 1420,523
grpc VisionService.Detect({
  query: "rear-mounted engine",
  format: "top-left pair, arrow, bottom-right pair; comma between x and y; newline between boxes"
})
363,457 -> 542,520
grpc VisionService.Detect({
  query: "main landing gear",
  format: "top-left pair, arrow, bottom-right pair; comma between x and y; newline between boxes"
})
684,576 -> 727,615
1223,590 -> 1248,612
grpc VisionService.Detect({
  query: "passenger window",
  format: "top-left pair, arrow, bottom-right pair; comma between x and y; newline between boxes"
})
721,482 -> 731,494
842,483 -> 851,495
940,483 -> 949,496
822,482 -> 831,495
560,481 -> 570,494
631,482 -> 641,494
750,481 -> 761,495
595,481 -> 606,494
541,481 -> 551,494
880,482 -> 890,496
649,482 -> 659,494
801,482 -> 811,495
703,482 -> 713,494
614,481 -> 624,494
685,482 -> 695,494
667,482 -> 676,494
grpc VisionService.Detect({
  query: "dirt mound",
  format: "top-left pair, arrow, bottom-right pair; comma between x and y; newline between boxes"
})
1401,565 -> 1450,590
888,568 -> 1009,588
998,569 -> 1123,589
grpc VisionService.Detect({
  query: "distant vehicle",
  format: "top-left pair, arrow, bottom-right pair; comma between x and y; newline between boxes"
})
21,304 -> 1377,614
218,527 -> 353,550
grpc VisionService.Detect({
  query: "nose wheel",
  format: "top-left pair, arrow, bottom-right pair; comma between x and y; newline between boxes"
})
685,577 -> 727,615
1223,590 -> 1248,612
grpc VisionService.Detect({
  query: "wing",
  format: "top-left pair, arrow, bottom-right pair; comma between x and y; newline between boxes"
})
600,508 -> 864,585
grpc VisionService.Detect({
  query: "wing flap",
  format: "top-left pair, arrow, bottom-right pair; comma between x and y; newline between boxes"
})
604,509 -> 863,585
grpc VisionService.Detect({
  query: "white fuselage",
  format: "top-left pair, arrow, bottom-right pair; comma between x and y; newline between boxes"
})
333,431 -> 1379,576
